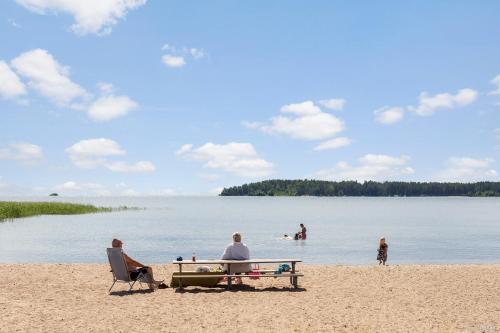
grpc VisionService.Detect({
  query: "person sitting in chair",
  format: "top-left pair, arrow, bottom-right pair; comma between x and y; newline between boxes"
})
221,232 -> 251,284
111,238 -> 166,290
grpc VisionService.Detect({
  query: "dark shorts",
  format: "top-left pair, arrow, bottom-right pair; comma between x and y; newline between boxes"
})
130,267 -> 148,280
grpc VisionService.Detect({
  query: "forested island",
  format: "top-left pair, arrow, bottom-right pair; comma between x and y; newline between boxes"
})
220,180 -> 500,197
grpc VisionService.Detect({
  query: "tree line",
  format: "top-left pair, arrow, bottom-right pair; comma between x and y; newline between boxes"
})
220,180 -> 500,197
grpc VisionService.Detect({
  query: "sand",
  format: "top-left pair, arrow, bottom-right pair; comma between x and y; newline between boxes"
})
1,264 -> 499,333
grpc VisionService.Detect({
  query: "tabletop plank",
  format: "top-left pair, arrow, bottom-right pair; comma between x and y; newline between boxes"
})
171,259 -> 302,265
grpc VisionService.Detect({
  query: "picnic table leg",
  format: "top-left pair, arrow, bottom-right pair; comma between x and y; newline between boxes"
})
291,262 -> 298,288
178,264 -> 183,290
227,264 -> 232,290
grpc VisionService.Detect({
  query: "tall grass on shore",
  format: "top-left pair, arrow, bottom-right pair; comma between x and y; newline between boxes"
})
0,201 -> 113,221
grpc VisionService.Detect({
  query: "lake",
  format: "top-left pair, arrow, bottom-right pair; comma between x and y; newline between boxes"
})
0,196 -> 499,264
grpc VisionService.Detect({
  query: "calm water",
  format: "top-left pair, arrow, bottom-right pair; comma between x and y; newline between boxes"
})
0,196 -> 499,264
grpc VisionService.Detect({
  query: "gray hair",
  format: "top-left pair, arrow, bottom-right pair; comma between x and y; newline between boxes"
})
232,232 -> 242,242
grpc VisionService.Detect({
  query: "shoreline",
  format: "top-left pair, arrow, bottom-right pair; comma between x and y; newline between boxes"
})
2,263 -> 499,332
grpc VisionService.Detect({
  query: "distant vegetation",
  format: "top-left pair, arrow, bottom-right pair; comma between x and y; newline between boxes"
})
220,180 -> 500,197
0,201 -> 113,221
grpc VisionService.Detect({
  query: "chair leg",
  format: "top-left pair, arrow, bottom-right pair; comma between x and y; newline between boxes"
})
129,280 -> 136,292
109,279 -> 117,294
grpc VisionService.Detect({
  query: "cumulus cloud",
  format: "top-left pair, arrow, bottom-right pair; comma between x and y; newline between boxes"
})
11,48 -> 88,107
162,55 -> 186,68
314,154 -> 414,181
374,88 -> 478,124
66,138 -> 154,172
176,142 -> 274,178
318,98 -> 346,111
161,44 -> 205,68
0,142 -> 43,161
434,157 -> 497,182
374,106 -> 405,124
253,101 -> 345,140
314,137 -> 351,151
15,0 -> 147,36
489,75 -> 500,96
410,88 -> 478,116
87,94 -> 137,121
8,49 -> 137,121
0,61 -> 26,99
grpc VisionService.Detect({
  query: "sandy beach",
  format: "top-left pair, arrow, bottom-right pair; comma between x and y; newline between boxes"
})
1,264 -> 499,333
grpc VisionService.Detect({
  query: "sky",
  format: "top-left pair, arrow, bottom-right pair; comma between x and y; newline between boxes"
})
0,0 -> 499,196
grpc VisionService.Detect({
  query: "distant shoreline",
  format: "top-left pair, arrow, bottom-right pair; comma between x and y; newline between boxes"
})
221,180 -> 500,197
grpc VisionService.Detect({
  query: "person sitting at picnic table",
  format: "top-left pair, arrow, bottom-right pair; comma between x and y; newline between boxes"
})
111,238 -> 166,290
221,232 -> 252,284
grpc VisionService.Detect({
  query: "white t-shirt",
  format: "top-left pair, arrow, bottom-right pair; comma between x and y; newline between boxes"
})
221,242 -> 251,273
221,242 -> 250,260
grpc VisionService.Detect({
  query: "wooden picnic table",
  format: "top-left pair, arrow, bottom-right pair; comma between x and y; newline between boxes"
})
171,258 -> 303,290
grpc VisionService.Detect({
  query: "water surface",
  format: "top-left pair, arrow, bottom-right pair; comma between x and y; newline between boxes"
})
0,196 -> 499,264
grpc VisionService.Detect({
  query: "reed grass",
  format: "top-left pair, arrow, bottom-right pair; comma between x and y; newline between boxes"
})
0,201 -> 113,221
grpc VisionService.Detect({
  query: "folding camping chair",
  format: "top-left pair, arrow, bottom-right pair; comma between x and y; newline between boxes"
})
106,247 -> 146,294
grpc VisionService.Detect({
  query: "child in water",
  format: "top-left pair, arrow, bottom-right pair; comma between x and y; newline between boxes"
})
377,237 -> 388,265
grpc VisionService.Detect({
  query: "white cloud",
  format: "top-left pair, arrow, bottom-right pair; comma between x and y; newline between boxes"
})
0,142 -> 43,161
314,154 -> 414,181
435,157 -> 497,182
410,88 -> 478,116
376,88 -> 478,125
176,142 -> 274,178
15,0 -> 147,36
314,137 -> 351,151
255,101 -> 345,140
488,75 -> 500,96
241,121 -> 262,129
374,106 -> 405,124
8,18 -> 22,28
8,49 -> 136,121
54,181 -> 117,196
280,100 -> 321,116
359,154 -> 410,166
318,98 -> 346,111
97,82 -> 114,94
189,48 -> 205,59
161,44 -> 205,68
105,160 -> 155,172
66,138 -> 154,172
87,94 -> 137,121
161,44 -> 176,52
11,48 -> 88,107
162,55 -> 186,68
198,173 -> 221,181
0,61 -> 26,99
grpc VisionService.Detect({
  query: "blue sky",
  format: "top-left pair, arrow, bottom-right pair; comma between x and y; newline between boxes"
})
0,0 -> 499,196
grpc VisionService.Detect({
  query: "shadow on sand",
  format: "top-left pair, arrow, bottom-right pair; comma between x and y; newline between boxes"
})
109,289 -> 154,296
174,284 -> 307,294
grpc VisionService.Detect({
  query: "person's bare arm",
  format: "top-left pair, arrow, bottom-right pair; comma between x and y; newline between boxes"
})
123,253 -> 145,268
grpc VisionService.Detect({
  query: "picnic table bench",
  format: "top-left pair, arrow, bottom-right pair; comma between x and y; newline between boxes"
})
171,258 -> 303,290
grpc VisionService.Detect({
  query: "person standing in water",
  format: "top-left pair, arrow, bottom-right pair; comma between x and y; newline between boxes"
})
299,223 -> 307,240
377,237 -> 388,265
